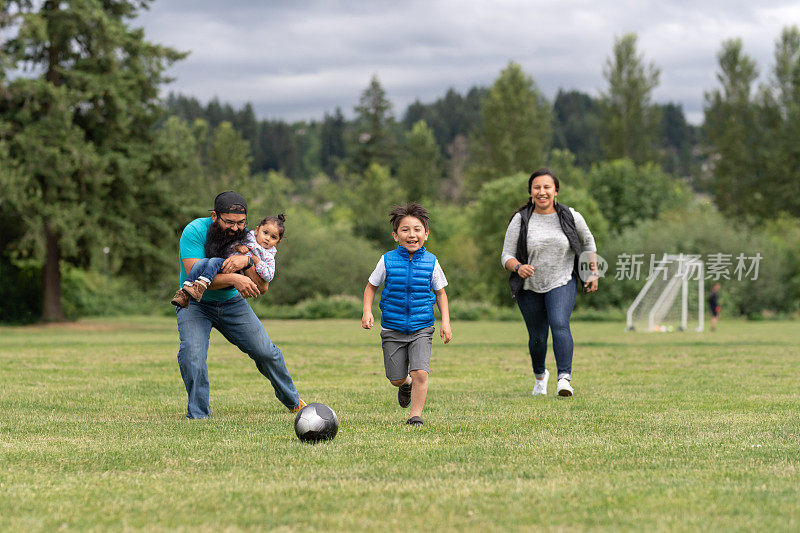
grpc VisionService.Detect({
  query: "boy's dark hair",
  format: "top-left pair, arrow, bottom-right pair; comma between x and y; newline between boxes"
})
257,213 -> 287,239
389,203 -> 430,232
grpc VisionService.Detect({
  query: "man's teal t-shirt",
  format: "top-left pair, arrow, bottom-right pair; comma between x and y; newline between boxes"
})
178,217 -> 238,302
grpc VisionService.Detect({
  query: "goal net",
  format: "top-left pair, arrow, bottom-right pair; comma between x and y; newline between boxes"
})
626,254 -> 704,332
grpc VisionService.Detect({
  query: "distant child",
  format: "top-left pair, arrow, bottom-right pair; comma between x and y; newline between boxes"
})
171,214 -> 286,308
708,282 -> 721,331
361,203 -> 453,427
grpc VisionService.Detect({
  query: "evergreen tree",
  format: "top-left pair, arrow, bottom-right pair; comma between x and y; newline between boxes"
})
600,34 -> 662,164
0,0 -> 185,321
759,26 -> 800,218
402,86 -> 486,154
164,93 -> 204,123
204,97 -> 230,128
403,100 -> 428,131
351,75 -> 398,173
232,102 -> 260,171
320,108 -> 347,176
703,38 -> 760,216
348,164 -> 400,248
443,134 -> 470,203
657,102 -> 696,177
152,116 -> 206,208
233,103 -> 258,141
258,120 -> 297,175
298,120 -> 323,181
207,121 -> 252,193
469,62 -> 551,190
552,89 -> 603,167
396,120 -> 443,202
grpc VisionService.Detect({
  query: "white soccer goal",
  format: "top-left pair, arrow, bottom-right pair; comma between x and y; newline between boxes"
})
626,254 -> 704,332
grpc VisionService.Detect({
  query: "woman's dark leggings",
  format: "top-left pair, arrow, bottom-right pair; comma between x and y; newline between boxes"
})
515,275 -> 577,379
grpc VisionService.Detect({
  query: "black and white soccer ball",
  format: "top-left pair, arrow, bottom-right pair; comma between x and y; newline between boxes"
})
294,403 -> 339,443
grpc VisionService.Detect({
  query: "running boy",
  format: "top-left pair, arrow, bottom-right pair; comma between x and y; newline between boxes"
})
361,203 -> 453,427
171,213 -> 286,308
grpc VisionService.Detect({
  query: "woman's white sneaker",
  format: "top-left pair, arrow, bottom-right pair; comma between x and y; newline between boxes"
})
556,378 -> 574,396
532,369 -> 549,396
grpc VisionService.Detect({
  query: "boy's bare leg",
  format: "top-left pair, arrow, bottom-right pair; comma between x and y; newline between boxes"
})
408,369 -> 428,418
390,376 -> 410,387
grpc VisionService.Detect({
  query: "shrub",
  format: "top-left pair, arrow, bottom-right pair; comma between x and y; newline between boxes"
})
595,205 -> 797,316
61,267 -> 155,319
586,159 -> 692,234
0,257 -> 41,324
258,212 -> 382,306
448,300 -> 518,321
424,204 -> 487,302
252,294 -> 363,320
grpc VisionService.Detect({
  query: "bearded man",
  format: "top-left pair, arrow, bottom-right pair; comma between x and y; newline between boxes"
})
175,191 -> 305,419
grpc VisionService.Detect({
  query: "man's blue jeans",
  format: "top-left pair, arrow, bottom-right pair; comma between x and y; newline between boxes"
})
176,295 -> 300,418
515,275 -> 577,380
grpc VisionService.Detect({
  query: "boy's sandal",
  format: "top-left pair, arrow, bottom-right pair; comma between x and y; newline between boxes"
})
406,416 -> 424,426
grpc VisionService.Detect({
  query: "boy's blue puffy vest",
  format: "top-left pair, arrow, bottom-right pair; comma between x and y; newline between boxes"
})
380,246 -> 438,334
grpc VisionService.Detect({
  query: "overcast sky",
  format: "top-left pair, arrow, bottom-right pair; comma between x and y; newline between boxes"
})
136,0 -> 800,125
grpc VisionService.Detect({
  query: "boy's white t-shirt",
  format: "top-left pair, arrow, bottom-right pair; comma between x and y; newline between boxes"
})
368,256 -> 448,291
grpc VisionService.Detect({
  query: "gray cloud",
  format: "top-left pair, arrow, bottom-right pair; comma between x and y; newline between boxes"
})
136,0 -> 800,124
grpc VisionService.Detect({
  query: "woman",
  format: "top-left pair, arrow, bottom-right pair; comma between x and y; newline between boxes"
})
501,168 -> 598,397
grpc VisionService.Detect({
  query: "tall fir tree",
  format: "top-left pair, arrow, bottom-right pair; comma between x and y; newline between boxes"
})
468,62 -> 551,193
320,107 -> 347,176
600,34 -> 662,164
396,120 -> 443,202
402,86 -> 486,155
759,26 -> 800,218
0,0 -> 185,321
207,121 -> 252,194
350,74 -> 398,173
552,89 -> 603,167
347,164 -> 400,248
703,38 -> 759,216
657,103 -> 696,177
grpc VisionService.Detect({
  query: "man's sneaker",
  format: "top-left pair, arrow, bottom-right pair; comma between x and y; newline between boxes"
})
406,416 -> 423,426
290,399 -> 307,413
183,281 -> 207,302
556,378 -> 574,397
532,369 -> 549,396
171,289 -> 190,308
398,379 -> 413,408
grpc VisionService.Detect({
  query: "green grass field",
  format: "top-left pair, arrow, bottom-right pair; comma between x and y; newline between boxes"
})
1,316 -> 798,531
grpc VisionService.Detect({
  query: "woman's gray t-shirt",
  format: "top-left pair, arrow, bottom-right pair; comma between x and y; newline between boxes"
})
501,208 -> 597,293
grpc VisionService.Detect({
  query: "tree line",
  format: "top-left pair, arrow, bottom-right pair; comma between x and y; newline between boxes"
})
1,1 -> 798,322
163,67 -> 699,197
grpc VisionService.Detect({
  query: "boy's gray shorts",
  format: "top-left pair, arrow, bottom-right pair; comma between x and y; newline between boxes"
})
380,326 -> 434,380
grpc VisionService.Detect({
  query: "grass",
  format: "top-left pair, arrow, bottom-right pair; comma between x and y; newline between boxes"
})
1,316 -> 798,531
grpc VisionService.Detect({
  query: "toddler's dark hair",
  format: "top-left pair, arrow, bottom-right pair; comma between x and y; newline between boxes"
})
257,213 -> 286,239
388,203 -> 430,232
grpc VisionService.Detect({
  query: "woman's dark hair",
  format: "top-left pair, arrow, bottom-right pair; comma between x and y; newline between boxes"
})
257,213 -> 286,239
389,203 -> 430,232
510,168 -> 560,221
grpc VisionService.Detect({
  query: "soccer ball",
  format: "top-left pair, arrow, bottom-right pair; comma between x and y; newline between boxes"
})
294,403 -> 339,443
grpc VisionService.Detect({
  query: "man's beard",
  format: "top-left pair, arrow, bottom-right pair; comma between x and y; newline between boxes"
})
205,219 -> 246,258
